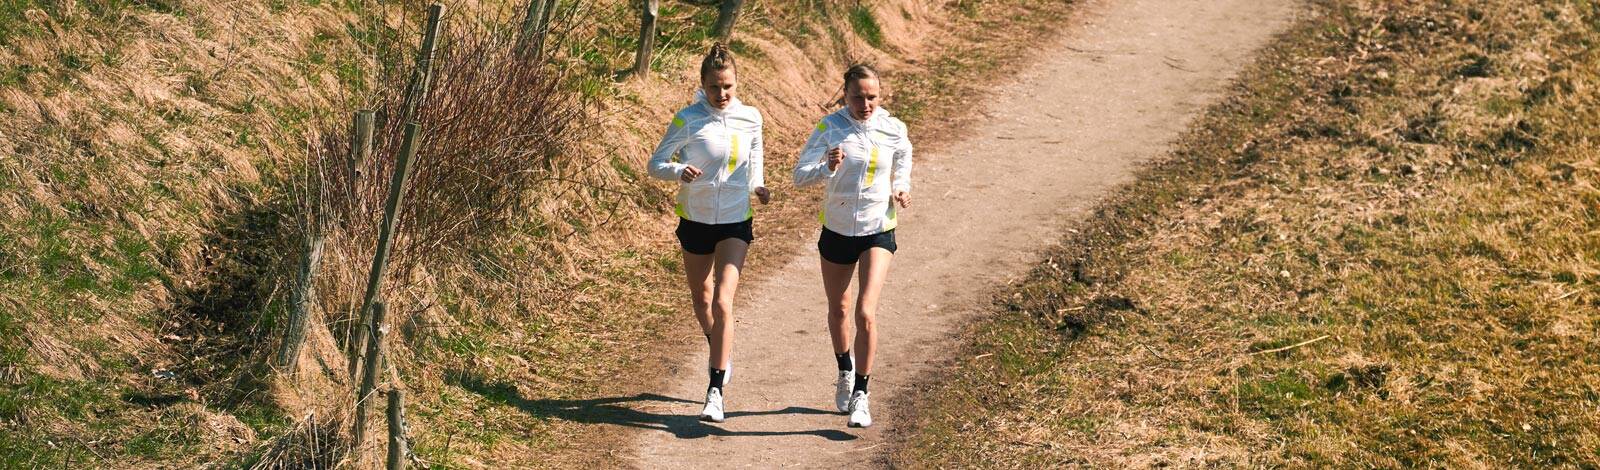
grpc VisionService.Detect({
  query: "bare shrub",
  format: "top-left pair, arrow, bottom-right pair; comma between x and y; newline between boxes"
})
288,10 -> 622,343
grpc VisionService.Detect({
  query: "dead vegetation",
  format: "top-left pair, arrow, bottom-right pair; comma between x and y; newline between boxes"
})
1,0 -> 1078,467
894,0 -> 1600,467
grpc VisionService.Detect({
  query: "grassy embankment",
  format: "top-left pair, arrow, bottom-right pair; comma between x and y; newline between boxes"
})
896,0 -> 1599,467
0,0 -> 1076,467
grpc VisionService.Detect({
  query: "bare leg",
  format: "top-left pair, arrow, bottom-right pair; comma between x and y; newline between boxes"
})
852,248 -> 894,375
683,251 -> 715,343
820,257 -> 856,356
708,238 -> 749,370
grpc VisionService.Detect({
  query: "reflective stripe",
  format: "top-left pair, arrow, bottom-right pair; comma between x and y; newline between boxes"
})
747,206 -> 754,219
818,207 -> 826,224
672,116 -> 686,128
817,121 -> 828,131
864,146 -> 880,186
885,204 -> 897,231
728,134 -> 739,174
675,203 -> 688,219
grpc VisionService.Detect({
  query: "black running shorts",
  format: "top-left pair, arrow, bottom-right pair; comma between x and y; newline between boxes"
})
675,217 -> 754,255
817,227 -> 897,265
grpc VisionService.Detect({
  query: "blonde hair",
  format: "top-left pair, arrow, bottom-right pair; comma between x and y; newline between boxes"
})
842,63 -> 880,92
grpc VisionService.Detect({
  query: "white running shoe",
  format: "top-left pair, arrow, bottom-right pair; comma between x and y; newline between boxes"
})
834,370 -> 854,412
700,388 -> 725,423
847,391 -> 872,428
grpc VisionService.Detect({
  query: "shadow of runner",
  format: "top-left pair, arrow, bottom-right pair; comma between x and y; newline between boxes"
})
448,370 -> 857,441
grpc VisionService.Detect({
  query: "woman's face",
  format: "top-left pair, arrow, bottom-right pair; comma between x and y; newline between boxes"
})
702,68 -> 737,109
846,77 -> 881,121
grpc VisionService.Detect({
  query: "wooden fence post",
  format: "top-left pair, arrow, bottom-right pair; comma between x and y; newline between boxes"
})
631,0 -> 659,78
713,0 -> 744,40
386,388 -> 409,470
350,110 -> 376,184
275,235 -> 324,372
348,119 -> 425,379
352,301 -> 387,454
516,0 -> 557,60
350,3 -> 445,378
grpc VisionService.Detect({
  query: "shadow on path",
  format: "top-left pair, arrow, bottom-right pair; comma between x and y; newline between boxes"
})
448,370 -> 857,441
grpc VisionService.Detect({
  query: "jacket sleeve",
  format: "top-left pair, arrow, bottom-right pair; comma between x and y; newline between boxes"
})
749,113 -> 765,191
891,120 -> 914,193
793,120 -> 835,187
647,114 -> 691,181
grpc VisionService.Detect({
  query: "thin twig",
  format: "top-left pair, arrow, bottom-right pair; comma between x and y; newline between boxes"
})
1248,335 -> 1330,356
1139,341 -> 1185,362
830,443 -> 883,454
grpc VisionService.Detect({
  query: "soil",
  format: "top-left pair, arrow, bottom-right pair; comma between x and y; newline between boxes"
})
616,0 -> 1301,466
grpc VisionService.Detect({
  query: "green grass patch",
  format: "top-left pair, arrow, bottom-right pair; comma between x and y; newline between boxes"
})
848,5 -> 884,48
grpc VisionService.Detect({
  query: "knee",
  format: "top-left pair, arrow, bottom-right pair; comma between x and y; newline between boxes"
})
854,311 -> 876,331
691,286 -> 714,306
712,298 -> 735,317
827,301 -> 850,320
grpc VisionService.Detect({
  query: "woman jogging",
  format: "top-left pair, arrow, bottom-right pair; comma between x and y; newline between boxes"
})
647,44 -> 769,423
793,64 -> 913,428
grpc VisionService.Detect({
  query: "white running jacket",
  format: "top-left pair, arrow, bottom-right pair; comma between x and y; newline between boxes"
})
648,90 -> 765,225
794,107 -> 914,237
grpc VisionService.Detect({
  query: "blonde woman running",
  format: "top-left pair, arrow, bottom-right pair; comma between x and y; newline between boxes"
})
647,44 -> 769,423
793,64 -> 912,428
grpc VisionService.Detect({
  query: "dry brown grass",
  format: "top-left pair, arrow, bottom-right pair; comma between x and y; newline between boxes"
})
894,0 -> 1600,467
1,0 -> 1078,467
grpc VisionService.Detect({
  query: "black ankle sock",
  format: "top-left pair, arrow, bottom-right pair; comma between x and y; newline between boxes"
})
835,351 -> 854,372
853,374 -> 870,394
708,368 -> 726,392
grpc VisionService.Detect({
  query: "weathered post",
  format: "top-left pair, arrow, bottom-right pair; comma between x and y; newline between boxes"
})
350,3 -> 444,378
348,119 -> 424,381
713,0 -> 744,40
516,0 -> 558,60
352,302 -> 387,454
631,0 -> 659,78
386,388 -> 409,470
349,110 -> 376,186
274,235 -> 325,372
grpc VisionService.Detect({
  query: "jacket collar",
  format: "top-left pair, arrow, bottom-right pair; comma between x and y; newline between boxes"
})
837,106 -> 891,130
694,89 -> 741,116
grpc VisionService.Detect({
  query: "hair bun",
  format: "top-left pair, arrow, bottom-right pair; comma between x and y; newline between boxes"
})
700,43 -> 737,79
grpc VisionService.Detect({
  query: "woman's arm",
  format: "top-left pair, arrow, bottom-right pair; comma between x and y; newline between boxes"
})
647,114 -> 692,181
793,121 -> 835,187
749,116 -> 771,204
749,118 -> 765,191
891,122 -> 914,194
891,120 -> 914,208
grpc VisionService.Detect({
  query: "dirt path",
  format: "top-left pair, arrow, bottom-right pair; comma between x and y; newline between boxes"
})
622,0 -> 1299,466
